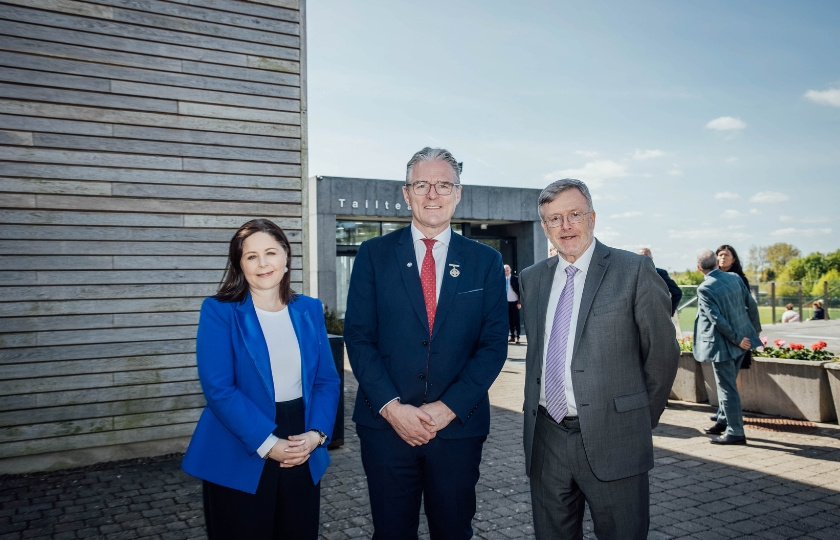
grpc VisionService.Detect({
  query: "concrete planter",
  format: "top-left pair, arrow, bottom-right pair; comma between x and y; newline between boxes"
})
739,357 -> 836,422
824,362 -> 840,422
670,351 -> 707,403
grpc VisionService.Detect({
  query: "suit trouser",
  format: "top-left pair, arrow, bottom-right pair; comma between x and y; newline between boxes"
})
712,353 -> 745,436
202,398 -> 320,540
507,301 -> 520,338
530,408 -> 649,540
357,424 -> 485,540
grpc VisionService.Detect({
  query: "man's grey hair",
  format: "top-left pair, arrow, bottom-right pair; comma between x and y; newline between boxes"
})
537,179 -> 594,219
697,249 -> 718,272
406,147 -> 461,184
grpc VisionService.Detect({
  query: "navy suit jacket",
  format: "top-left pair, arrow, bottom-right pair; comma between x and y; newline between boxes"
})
344,227 -> 509,438
182,293 -> 340,494
655,267 -> 683,316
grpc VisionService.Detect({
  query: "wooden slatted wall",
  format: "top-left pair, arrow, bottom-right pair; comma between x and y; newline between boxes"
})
0,0 -> 307,473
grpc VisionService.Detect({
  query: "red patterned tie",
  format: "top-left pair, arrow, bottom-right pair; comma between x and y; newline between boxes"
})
421,238 -> 437,335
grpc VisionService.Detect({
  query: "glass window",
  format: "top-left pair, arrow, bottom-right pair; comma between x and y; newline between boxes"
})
336,221 -> 381,246
382,222 -> 409,235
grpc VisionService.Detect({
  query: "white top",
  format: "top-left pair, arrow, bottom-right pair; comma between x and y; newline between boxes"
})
255,305 -> 302,458
539,240 -> 597,416
506,275 -> 519,302
410,222 -> 451,302
255,306 -> 303,402
781,309 -> 801,323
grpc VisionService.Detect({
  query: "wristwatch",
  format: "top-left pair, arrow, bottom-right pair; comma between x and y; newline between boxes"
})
309,429 -> 327,447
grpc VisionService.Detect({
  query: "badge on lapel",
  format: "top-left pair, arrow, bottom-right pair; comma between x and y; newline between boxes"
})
449,263 -> 460,277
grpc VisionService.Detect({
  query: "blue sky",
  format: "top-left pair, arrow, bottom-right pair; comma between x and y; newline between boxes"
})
307,1 -> 840,272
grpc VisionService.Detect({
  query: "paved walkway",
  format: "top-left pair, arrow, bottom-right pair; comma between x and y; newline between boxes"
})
3,343 -> 840,539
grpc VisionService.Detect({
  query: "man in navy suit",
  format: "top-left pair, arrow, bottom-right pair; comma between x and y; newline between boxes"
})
638,247 -> 683,316
344,147 -> 509,540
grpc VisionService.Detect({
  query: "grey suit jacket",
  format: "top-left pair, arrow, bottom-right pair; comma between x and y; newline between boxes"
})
520,240 -> 679,482
692,269 -> 762,364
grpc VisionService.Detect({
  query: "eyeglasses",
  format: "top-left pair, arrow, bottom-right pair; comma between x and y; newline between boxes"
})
543,211 -> 591,228
404,181 -> 460,196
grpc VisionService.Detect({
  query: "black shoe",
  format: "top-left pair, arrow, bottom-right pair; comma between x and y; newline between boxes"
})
704,423 -> 727,435
709,414 -> 719,421
710,434 -> 747,445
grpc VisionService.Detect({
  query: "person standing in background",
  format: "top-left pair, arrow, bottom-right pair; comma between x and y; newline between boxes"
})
638,248 -> 683,317
504,264 -> 522,343
695,249 -> 762,445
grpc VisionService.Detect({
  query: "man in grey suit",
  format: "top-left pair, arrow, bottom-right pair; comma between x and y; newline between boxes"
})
693,249 -> 762,445
520,178 -> 679,539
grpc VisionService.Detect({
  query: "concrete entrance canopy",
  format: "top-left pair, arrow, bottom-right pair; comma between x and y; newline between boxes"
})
304,176 -> 547,316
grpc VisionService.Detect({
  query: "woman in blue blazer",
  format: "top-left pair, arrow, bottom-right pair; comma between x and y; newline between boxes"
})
182,219 -> 340,539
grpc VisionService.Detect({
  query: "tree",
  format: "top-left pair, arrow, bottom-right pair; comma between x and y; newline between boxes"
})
747,245 -> 768,282
673,270 -> 704,286
766,243 -> 801,277
810,269 -> 840,297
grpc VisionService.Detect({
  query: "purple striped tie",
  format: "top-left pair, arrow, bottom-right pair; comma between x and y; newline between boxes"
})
545,265 -> 578,422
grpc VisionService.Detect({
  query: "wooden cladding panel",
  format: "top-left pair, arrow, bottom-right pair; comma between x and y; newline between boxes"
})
0,0 -> 307,471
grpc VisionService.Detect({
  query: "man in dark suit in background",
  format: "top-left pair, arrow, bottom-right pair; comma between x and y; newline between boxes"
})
519,179 -> 679,539
344,147 -> 508,540
639,247 -> 683,316
504,264 -> 521,343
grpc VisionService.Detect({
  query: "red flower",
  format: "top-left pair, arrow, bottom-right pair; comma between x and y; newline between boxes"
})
790,343 -> 804,350
811,341 -> 828,351
774,339 -> 786,347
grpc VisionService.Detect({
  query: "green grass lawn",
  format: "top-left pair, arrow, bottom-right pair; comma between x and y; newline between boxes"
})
678,306 -> 839,332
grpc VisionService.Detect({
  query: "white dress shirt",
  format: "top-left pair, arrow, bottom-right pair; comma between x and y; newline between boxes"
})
410,222 -> 451,302
539,239 -> 597,416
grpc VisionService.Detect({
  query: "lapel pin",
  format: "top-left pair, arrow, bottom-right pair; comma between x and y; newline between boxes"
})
449,263 -> 460,277
407,262 -> 413,267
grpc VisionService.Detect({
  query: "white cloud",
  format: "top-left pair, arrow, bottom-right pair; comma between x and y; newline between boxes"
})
749,208 -> 761,215
594,226 -> 621,242
544,160 -> 627,184
749,191 -> 790,203
780,215 -> 833,224
667,227 -> 751,242
706,116 -> 746,131
804,88 -> 840,108
771,228 -> 833,237
726,156 -> 738,163
721,210 -> 742,219
609,211 -> 643,219
631,149 -> 665,161
667,164 -> 683,176
714,191 -> 739,200
575,150 -> 598,158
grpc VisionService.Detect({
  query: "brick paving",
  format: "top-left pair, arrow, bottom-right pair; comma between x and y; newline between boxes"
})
3,342 -> 840,539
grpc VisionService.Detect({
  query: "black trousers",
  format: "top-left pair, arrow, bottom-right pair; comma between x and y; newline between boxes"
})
203,397 -> 320,540
508,301 -> 520,339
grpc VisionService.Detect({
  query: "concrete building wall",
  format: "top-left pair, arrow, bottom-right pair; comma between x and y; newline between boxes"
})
0,0 -> 308,473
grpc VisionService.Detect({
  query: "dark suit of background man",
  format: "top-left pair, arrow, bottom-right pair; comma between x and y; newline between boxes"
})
638,247 -> 683,316
344,147 -> 508,540
693,249 -> 761,445
519,179 -> 679,539
504,264 -> 521,343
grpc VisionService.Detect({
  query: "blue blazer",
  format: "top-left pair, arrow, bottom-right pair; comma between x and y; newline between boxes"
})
182,293 -> 340,494
693,269 -> 762,364
344,227 -> 509,438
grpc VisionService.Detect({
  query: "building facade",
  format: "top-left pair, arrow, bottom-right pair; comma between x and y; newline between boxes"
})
0,0 -> 308,473
306,176 -> 547,318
